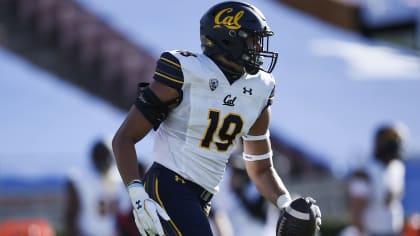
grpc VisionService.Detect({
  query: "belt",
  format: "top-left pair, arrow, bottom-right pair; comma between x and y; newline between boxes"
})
152,162 -> 213,203
184,178 -> 213,203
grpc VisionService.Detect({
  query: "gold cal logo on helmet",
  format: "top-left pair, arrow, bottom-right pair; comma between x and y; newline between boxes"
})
213,8 -> 244,30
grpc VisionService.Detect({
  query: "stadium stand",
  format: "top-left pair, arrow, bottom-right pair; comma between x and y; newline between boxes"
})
278,0 -> 418,48
0,0 -> 156,110
280,0 -> 361,31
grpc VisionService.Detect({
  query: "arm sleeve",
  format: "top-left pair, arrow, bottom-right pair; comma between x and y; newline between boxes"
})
153,52 -> 184,91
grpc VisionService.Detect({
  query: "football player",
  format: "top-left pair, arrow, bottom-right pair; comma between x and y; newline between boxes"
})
346,123 -> 407,236
112,1 -> 321,235
66,140 -> 122,236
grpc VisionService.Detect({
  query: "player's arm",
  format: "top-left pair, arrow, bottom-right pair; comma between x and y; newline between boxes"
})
348,171 -> 370,234
112,81 -> 177,236
65,180 -> 80,236
112,80 -> 179,185
112,51 -> 183,236
243,106 -> 291,208
112,51 -> 183,186
245,107 -> 322,235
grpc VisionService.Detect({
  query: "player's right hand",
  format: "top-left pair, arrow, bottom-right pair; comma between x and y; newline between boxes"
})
128,180 -> 170,236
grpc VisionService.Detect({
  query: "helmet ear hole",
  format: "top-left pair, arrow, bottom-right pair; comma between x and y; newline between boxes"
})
238,30 -> 248,38
229,30 -> 237,37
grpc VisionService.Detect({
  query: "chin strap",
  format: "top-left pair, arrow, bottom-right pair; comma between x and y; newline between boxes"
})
245,64 -> 259,75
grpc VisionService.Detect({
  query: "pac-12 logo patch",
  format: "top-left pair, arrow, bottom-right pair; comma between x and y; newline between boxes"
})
209,78 -> 219,91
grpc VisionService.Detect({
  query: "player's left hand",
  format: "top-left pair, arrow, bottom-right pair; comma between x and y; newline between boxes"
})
276,196 -> 322,236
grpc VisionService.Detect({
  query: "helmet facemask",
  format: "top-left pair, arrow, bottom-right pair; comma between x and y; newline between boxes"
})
209,29 -> 278,75
240,30 -> 278,75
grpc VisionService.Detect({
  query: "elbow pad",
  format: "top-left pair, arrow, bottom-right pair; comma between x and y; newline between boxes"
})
134,83 -> 181,130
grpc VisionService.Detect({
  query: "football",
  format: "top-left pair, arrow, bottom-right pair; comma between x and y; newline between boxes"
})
276,197 -> 317,236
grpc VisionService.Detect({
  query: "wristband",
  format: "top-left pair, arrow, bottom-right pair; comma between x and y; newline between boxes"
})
242,131 -> 270,141
127,179 -> 143,189
276,193 -> 292,209
242,151 -> 273,161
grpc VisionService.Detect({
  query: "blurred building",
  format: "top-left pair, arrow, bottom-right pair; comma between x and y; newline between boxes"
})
278,0 -> 419,48
0,0 -> 156,110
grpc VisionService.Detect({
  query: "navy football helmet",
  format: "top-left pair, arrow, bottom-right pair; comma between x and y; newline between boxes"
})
200,1 -> 278,75
374,123 -> 407,163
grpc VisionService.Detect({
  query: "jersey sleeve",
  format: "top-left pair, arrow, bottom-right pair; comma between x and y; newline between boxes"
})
267,85 -> 275,107
153,51 -> 184,91
260,84 -> 275,114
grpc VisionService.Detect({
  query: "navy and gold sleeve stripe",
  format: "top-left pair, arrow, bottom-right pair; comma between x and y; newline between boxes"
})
267,86 -> 275,107
153,52 -> 184,90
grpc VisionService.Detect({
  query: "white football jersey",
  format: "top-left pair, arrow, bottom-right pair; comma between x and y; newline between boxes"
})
152,50 -> 275,193
363,159 -> 405,234
68,165 -> 123,236
349,159 -> 405,234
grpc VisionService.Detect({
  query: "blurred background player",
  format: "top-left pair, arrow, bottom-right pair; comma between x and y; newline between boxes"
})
65,139 -> 125,236
214,142 -> 274,236
342,122 -> 408,236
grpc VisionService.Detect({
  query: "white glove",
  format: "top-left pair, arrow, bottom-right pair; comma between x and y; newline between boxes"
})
306,197 -> 322,231
128,181 -> 170,236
